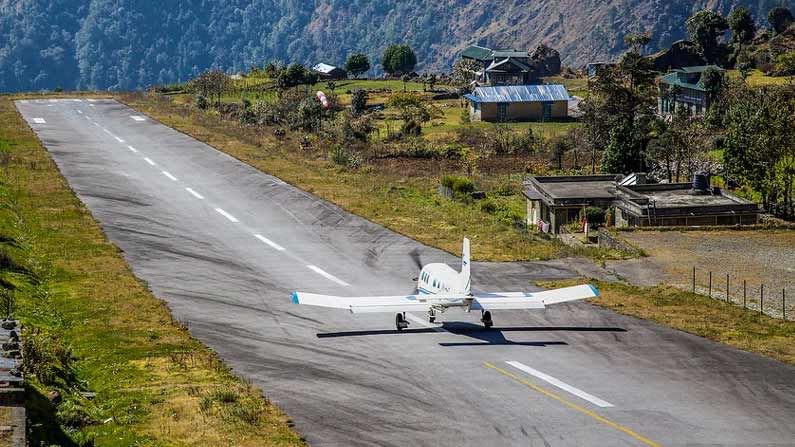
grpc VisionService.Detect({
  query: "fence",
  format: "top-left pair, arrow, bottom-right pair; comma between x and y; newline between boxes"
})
690,266 -> 791,320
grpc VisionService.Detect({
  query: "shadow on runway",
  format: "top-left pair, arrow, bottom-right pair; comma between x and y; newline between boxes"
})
317,322 -> 626,347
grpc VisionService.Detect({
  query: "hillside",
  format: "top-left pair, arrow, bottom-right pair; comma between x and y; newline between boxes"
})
1,0 -> 793,91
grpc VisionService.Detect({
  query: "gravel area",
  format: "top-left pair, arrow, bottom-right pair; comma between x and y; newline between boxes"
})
610,230 -> 795,318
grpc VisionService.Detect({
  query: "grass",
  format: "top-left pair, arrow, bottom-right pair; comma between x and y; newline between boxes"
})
121,92 -> 597,261
726,69 -> 795,87
540,279 -> 795,364
0,96 -> 303,446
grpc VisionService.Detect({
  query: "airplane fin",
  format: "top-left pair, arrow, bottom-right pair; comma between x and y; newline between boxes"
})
460,237 -> 471,295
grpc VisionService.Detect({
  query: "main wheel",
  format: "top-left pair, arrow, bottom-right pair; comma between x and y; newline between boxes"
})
429,316 -> 436,323
395,313 -> 409,331
481,311 -> 493,329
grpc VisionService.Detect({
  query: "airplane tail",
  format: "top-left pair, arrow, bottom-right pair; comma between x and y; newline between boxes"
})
460,238 -> 471,295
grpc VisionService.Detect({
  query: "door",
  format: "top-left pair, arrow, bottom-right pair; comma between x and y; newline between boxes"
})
497,102 -> 508,122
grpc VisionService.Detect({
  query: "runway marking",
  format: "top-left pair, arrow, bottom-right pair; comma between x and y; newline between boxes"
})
102,128 -> 111,134
89,104 -> 95,107
87,99 -> 97,102
185,188 -> 204,199
214,208 -> 239,223
306,265 -> 350,287
32,118 -> 46,124
131,115 -> 146,121
93,122 -> 100,127
253,234 -> 285,251
143,157 -> 156,166
162,171 -> 178,181
77,110 -> 83,114
405,314 -> 445,332
484,362 -> 661,447
48,99 -> 57,103
19,100 -> 28,104
114,136 -> 125,143
127,145 -> 138,153
84,115 -> 91,120
506,361 -> 614,408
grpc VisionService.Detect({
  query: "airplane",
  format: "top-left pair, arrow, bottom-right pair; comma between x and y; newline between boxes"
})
290,238 -> 599,331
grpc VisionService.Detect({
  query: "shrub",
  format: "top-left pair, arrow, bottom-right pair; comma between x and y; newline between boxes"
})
330,146 -> 362,169
480,198 -> 499,214
195,95 -> 209,110
350,89 -> 368,115
401,120 -> 422,136
439,143 -> 464,159
441,175 -> 475,195
582,207 -> 606,226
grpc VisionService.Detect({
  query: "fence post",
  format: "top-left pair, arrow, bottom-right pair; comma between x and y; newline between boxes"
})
784,289 -> 786,320
692,266 -> 696,293
708,271 -> 712,298
726,274 -> 730,302
760,284 -> 764,316
743,280 -> 746,309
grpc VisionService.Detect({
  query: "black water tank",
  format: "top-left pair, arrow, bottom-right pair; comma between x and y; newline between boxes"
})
692,172 -> 710,194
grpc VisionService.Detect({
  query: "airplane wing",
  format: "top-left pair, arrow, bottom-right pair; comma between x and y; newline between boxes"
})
471,284 -> 599,311
291,291 -> 467,314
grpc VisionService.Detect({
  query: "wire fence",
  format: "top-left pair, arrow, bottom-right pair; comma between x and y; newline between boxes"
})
689,266 -> 792,321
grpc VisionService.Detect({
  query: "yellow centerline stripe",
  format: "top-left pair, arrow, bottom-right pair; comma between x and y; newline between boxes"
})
484,362 -> 662,447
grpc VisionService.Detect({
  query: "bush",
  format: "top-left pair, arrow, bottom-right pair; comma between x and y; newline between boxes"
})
583,207 -> 606,226
195,95 -> 209,110
480,198 -> 499,214
441,175 -> 475,195
400,120 -> 422,136
350,89 -> 368,115
330,146 -> 362,169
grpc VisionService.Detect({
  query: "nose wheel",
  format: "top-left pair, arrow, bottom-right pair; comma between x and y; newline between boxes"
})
428,308 -> 436,323
481,310 -> 493,329
395,312 -> 409,331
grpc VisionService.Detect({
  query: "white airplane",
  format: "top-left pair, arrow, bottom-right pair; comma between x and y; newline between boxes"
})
291,238 -> 599,331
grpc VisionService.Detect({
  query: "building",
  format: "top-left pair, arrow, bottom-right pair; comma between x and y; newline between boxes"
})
460,45 -> 546,86
523,175 -> 619,233
658,65 -> 723,116
523,174 -> 759,234
464,85 -> 570,122
312,63 -> 347,80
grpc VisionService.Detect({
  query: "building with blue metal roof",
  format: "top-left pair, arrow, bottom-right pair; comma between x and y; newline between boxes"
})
464,85 -> 571,122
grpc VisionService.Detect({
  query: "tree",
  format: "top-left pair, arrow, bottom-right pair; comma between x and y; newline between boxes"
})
768,7 -> 794,34
350,89 -> 368,116
728,7 -> 756,44
700,66 -> 726,106
774,52 -> 795,76
387,92 -> 430,134
602,120 -> 644,174
345,53 -> 371,78
190,69 -> 231,107
451,58 -> 481,87
382,44 -> 417,75
624,32 -> 651,55
277,64 -> 318,90
686,10 -> 729,63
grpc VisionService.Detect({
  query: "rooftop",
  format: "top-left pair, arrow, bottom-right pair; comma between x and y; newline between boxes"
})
621,183 -> 754,208
465,84 -> 571,103
523,175 -> 619,205
460,45 -> 494,61
659,65 -> 723,91
312,63 -> 342,74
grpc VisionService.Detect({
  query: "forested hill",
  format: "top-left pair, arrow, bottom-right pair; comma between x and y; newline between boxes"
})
1,0 -> 793,92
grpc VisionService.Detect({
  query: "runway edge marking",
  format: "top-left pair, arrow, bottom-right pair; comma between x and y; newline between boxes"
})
484,362 -> 662,447
506,361 -> 614,408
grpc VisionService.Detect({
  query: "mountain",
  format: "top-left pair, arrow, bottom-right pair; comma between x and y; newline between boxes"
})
1,0 -> 793,92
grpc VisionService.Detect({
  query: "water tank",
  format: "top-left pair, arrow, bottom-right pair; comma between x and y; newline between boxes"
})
691,172 -> 710,195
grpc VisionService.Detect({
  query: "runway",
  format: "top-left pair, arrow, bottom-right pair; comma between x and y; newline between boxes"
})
16,98 -> 795,446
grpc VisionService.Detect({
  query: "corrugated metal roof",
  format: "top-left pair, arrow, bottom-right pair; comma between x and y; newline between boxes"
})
468,85 -> 571,103
460,45 -> 494,61
312,63 -> 341,74
492,50 -> 528,58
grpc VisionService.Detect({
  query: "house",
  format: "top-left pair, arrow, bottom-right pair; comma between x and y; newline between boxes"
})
460,45 -> 560,86
312,63 -> 347,80
523,173 -> 759,234
463,85 -> 570,122
658,65 -> 723,116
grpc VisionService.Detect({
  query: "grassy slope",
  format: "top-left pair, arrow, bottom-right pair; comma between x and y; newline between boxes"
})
122,93 -> 587,261
0,97 -> 303,446
541,279 -> 795,365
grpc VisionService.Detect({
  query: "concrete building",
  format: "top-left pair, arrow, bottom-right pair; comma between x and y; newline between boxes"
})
523,174 -> 759,234
464,85 -> 570,122
658,65 -> 723,116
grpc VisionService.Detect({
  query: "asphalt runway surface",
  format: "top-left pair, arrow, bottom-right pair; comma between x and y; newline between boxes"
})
17,98 -> 795,447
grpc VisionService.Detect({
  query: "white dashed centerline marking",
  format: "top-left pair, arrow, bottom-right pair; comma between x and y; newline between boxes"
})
143,157 -> 156,166
114,136 -> 125,143
162,171 -> 177,181
32,118 -> 46,124
131,116 -> 146,121
254,234 -> 285,251
185,188 -> 204,199
93,122 -> 100,127
214,208 -> 239,223
505,361 -> 614,408
77,110 -> 83,114
306,265 -> 350,287
405,314 -> 445,332
127,145 -> 138,153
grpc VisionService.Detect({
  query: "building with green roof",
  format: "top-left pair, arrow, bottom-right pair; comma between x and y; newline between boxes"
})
658,65 -> 724,116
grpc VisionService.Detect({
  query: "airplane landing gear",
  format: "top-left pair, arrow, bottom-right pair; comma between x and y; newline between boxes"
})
428,308 -> 436,323
481,310 -> 493,329
396,312 -> 409,331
